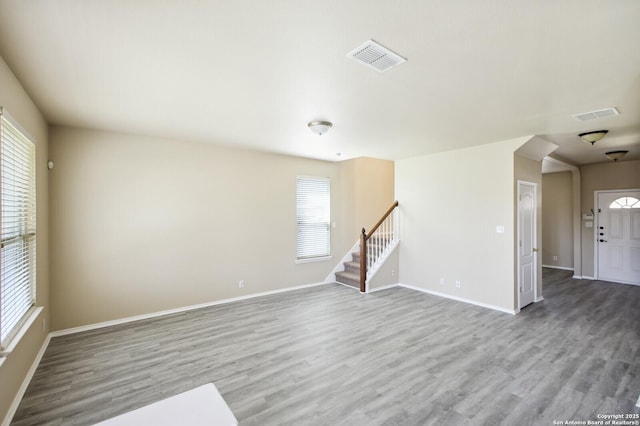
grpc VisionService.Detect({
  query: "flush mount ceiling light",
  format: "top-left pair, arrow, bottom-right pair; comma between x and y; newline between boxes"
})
308,121 -> 332,136
605,150 -> 628,162
579,130 -> 608,145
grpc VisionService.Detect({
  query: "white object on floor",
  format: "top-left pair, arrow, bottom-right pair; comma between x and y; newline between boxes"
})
94,383 -> 238,426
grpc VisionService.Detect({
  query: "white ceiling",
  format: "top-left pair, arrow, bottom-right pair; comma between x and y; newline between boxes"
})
0,0 -> 639,164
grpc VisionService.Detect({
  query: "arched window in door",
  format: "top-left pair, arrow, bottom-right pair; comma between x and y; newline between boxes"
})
609,196 -> 640,209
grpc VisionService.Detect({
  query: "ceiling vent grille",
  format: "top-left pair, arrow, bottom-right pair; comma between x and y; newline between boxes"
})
347,39 -> 406,72
573,107 -> 619,121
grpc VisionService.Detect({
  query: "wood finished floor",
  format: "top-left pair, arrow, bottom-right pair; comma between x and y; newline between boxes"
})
11,269 -> 640,425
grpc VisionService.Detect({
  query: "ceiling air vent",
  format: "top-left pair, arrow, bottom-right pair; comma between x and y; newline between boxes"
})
573,107 -> 619,121
347,39 -> 406,72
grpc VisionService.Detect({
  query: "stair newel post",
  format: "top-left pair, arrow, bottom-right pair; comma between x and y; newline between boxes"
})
360,228 -> 367,293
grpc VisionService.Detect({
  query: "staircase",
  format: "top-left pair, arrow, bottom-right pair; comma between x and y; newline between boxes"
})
335,252 -> 361,289
333,201 -> 399,292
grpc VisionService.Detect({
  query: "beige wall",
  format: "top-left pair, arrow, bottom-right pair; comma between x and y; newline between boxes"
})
49,127 -> 394,330
340,157 -> 395,237
0,58 -> 49,423
396,137 -> 528,312
514,155 -> 543,304
580,160 -> 640,278
542,172 -> 573,269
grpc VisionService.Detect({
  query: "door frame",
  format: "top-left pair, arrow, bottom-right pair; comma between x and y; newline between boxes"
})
517,180 -> 538,310
594,188 -> 640,282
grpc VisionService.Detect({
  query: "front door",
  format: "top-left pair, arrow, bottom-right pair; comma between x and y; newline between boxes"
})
596,190 -> 640,285
518,181 -> 537,308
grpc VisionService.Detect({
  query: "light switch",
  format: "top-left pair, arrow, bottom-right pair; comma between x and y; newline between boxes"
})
496,225 -> 505,234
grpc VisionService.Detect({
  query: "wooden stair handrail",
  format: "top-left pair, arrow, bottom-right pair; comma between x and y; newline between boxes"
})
365,200 -> 399,240
360,200 -> 399,292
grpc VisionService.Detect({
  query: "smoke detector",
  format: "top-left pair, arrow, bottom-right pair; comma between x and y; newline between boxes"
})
347,39 -> 406,72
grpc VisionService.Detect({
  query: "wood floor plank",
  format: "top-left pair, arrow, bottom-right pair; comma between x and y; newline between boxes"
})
10,268 -> 640,425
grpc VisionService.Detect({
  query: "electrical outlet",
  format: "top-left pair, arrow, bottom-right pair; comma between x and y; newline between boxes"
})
455,280 -> 461,288
553,255 -> 558,261
239,280 -> 244,288
439,277 -> 445,285
391,269 -> 396,276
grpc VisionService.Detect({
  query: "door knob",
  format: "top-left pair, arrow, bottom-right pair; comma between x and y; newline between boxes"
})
599,239 -> 607,242
532,248 -> 538,252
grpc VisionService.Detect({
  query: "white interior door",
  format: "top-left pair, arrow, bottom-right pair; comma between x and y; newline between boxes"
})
596,190 -> 640,285
518,181 -> 537,308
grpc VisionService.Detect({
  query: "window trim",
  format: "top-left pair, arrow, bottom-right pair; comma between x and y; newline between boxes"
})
0,107 -> 38,353
0,307 -> 42,359
295,255 -> 333,265
296,175 -> 331,262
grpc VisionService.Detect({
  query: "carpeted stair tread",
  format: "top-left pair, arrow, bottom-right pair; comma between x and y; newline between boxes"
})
335,271 -> 360,288
336,271 -> 359,281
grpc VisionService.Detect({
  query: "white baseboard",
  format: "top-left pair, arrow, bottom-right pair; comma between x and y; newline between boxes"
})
581,276 -> 596,280
542,265 -> 574,271
397,283 -> 517,315
51,281 -> 328,337
535,296 -> 545,303
2,334 -> 51,426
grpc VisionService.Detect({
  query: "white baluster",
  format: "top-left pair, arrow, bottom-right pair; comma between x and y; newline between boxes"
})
370,237 -> 374,270
385,217 -> 389,249
374,228 -> 380,262
382,220 -> 386,252
385,215 -> 391,246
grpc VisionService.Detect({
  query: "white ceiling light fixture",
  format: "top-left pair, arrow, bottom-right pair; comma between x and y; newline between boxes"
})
308,121 -> 332,136
605,150 -> 628,162
579,130 -> 608,145
347,39 -> 406,73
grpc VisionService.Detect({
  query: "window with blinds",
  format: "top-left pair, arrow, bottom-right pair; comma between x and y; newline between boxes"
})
296,176 -> 331,261
0,109 -> 37,350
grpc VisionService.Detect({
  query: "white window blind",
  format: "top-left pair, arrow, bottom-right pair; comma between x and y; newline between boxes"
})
0,109 -> 37,350
296,176 -> 331,261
